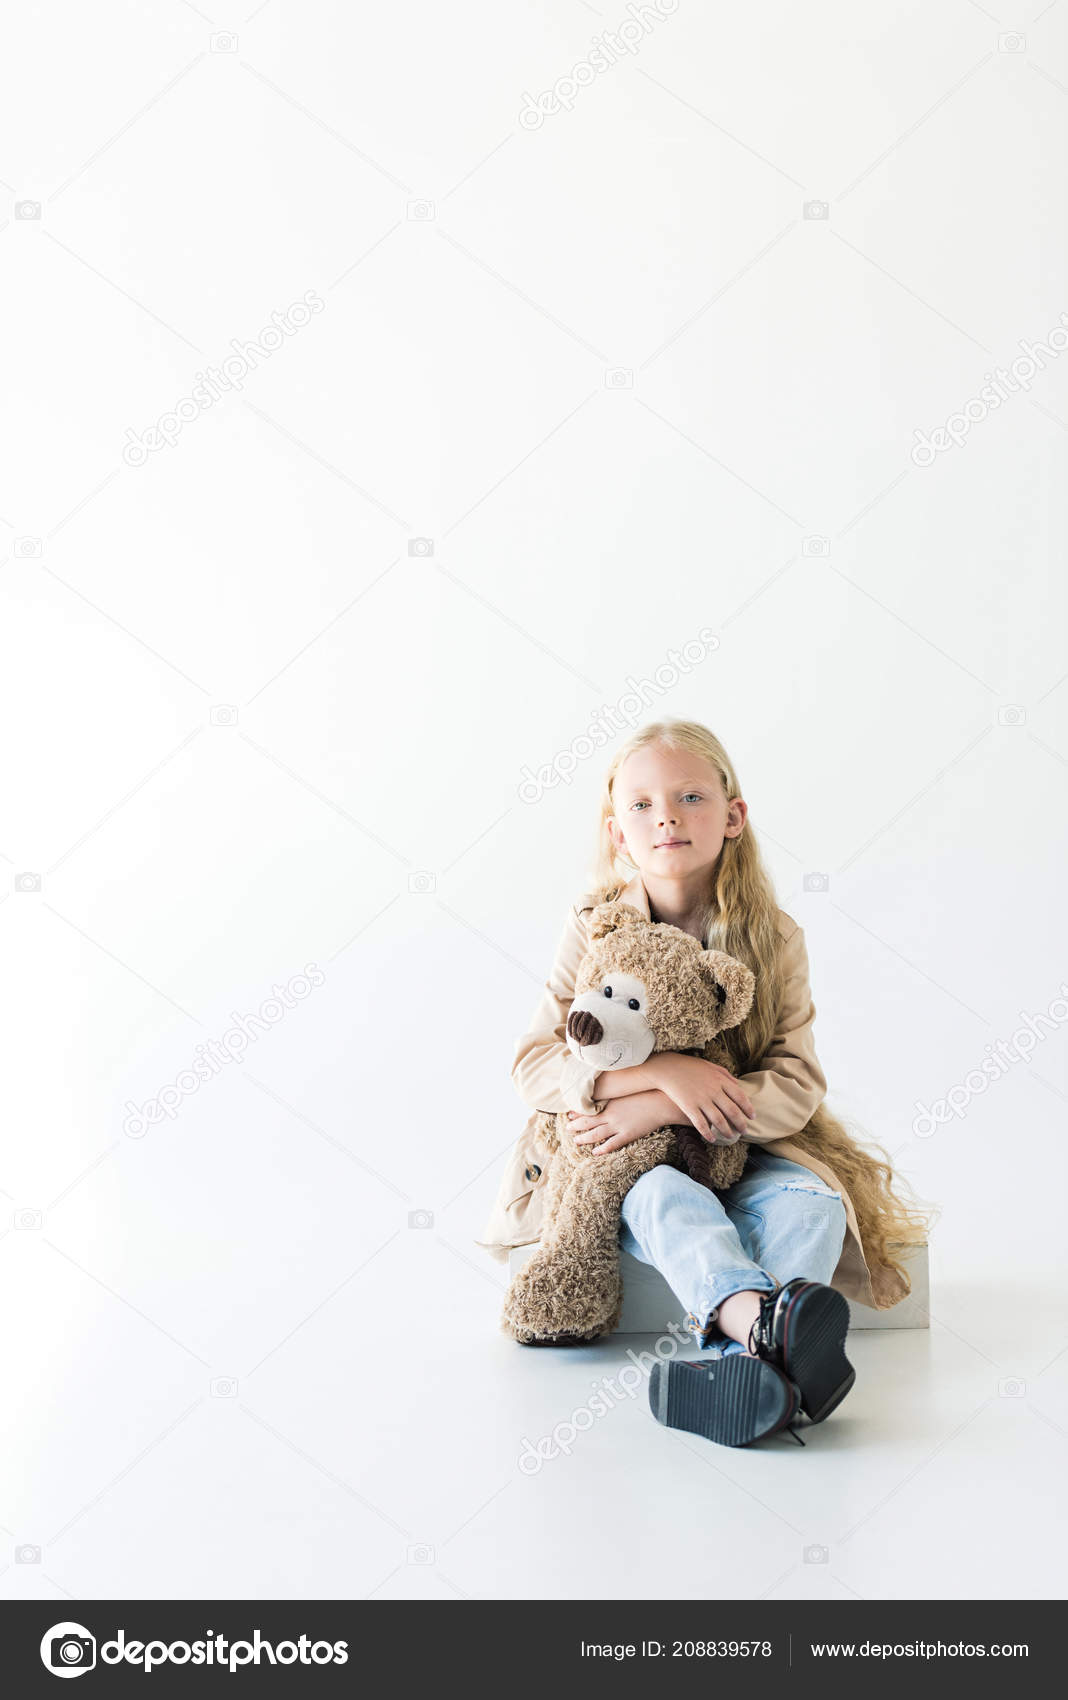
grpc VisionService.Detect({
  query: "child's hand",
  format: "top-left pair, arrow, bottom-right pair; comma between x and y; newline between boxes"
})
567,1091 -> 678,1155
642,1053 -> 754,1141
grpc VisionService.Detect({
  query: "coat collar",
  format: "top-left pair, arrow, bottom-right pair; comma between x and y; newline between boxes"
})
618,872 -> 792,945
617,870 -> 651,917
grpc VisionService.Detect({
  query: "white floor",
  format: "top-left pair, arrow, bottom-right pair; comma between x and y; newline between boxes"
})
4,1226 -> 1066,1602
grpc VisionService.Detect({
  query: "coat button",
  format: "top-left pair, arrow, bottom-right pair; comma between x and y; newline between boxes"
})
524,1164 -> 542,1182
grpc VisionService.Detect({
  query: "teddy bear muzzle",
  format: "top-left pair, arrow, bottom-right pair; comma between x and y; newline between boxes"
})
566,1007 -> 604,1047
565,995 -> 656,1069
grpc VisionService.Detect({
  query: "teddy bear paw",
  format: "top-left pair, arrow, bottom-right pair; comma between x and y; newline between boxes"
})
500,1251 -> 623,1346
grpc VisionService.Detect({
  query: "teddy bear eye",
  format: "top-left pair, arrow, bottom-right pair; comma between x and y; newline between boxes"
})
628,998 -> 640,1010
602,985 -> 613,998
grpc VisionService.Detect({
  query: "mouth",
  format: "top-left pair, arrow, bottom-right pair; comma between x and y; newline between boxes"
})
655,839 -> 690,849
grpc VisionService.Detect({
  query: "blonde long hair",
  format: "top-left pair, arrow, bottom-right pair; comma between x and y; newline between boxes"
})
588,718 -> 938,1303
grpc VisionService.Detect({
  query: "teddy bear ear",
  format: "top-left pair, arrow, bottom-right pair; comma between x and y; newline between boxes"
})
588,900 -> 647,940
699,949 -> 756,1029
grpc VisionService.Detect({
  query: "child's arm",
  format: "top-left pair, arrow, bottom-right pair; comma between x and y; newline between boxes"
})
729,923 -> 827,1144
511,900 -> 608,1116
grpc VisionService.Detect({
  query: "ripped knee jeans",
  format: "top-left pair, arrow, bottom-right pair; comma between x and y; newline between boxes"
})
618,1147 -> 848,1353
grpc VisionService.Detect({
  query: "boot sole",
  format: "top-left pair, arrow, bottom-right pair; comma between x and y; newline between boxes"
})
648,1354 -> 801,1448
780,1283 -> 856,1423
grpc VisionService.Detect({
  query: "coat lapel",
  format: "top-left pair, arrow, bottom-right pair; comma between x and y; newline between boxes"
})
618,871 -> 650,917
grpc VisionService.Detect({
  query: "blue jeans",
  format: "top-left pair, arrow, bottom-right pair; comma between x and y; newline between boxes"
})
619,1147 -> 848,1354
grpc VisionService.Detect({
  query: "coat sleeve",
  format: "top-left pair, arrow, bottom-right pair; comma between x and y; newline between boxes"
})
736,923 -> 829,1144
511,901 -> 605,1116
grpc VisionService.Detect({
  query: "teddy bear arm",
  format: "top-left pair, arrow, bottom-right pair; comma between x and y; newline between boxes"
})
537,1110 -> 561,1154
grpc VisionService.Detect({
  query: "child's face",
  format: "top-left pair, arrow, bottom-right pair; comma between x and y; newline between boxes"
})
607,744 -> 746,876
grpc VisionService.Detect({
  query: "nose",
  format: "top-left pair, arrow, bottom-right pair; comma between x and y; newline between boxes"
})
567,1008 -> 604,1047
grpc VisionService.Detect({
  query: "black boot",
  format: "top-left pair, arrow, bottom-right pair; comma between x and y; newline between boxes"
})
648,1353 -> 807,1448
746,1278 -> 856,1423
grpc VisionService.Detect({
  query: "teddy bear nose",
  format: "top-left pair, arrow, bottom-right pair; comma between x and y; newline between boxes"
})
567,1008 -> 604,1047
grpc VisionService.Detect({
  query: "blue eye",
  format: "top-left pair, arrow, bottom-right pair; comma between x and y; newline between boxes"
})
631,795 -> 702,809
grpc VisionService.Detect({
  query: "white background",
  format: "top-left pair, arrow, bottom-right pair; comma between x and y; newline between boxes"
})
1,0 -> 1066,1602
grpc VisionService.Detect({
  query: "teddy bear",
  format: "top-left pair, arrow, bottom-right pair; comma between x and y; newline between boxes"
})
500,899 -> 757,1346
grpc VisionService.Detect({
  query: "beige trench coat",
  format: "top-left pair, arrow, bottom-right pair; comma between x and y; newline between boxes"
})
476,871 -> 906,1312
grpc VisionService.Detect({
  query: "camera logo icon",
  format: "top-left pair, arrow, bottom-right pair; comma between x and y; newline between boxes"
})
15,536 -> 43,557
210,1376 -> 238,1398
408,536 -> 434,558
15,872 -> 42,892
210,704 -> 238,727
604,367 -> 633,389
210,31 -> 238,52
802,535 -> 829,557
41,1621 -> 96,1677
407,1543 -> 434,1563
803,872 -> 829,893
15,1208 -> 43,1230
408,870 -> 436,894
15,200 -> 42,220
803,1543 -> 829,1563
997,704 -> 1026,726
407,200 -> 436,221
803,200 -> 829,220
998,1377 -> 1026,1397
998,32 -> 1026,52
408,1209 -> 434,1229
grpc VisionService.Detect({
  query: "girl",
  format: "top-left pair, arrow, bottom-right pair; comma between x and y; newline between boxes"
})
489,718 -> 936,1449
